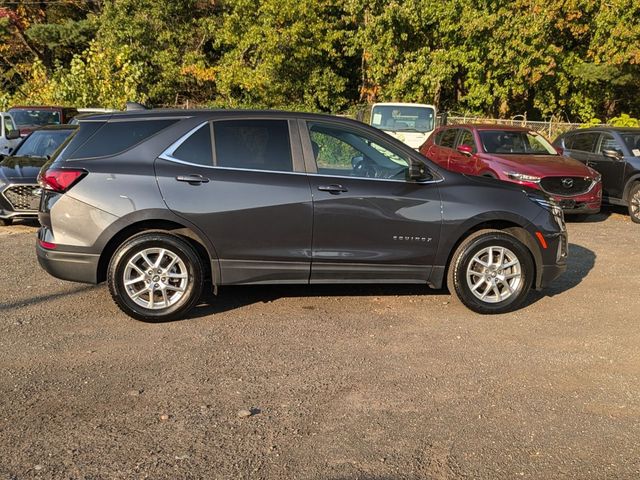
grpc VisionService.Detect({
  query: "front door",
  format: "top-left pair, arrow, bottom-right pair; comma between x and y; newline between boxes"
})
156,118 -> 313,285
595,133 -> 627,200
449,128 -> 477,175
301,120 -> 442,283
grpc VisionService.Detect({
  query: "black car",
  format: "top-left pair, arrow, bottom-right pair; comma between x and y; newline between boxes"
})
37,110 -> 567,321
0,125 -> 76,225
554,127 -> 640,222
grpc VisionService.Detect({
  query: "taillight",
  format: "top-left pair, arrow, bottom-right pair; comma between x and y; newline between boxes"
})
38,168 -> 87,193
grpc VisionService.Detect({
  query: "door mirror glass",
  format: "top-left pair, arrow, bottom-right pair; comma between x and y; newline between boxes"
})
456,144 -> 473,156
602,149 -> 623,160
5,129 -> 20,140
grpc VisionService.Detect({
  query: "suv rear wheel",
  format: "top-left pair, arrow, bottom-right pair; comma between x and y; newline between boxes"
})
447,229 -> 534,314
108,232 -> 204,322
628,183 -> 640,224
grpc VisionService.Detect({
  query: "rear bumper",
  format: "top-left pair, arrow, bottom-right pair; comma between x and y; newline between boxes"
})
36,241 -> 99,284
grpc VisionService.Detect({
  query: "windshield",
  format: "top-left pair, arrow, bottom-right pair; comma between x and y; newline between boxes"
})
371,105 -> 435,133
8,109 -> 61,127
622,133 -> 640,156
479,130 -> 557,155
14,130 -> 73,158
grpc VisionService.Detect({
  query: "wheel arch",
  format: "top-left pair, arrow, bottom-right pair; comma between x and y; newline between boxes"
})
95,212 -> 220,289
429,216 -> 542,290
623,173 -> 640,203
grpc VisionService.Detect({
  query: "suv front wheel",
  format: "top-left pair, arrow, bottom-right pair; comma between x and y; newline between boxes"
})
108,232 -> 204,322
447,229 -> 534,314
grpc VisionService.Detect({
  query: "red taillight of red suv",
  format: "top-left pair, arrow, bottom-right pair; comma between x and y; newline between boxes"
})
38,168 -> 87,193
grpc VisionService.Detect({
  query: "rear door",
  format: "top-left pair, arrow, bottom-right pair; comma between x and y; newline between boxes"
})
449,128 -> 477,175
155,117 -> 313,285
301,120 -> 442,283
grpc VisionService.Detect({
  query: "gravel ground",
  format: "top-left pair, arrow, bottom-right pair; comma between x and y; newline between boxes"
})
1,208 -> 639,479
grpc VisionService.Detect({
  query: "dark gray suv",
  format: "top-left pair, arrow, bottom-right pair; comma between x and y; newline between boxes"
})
37,110 -> 567,321
553,127 -> 640,222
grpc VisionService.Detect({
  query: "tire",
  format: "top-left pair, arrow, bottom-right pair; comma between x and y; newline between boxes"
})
628,183 -> 640,224
0,218 -> 13,226
447,229 -> 534,314
108,232 -> 204,322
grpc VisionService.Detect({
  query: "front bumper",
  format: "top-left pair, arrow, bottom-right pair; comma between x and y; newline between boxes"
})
0,182 -> 41,220
36,240 -> 100,284
549,181 -> 602,214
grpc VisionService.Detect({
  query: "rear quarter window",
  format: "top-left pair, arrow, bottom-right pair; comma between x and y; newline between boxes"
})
71,119 -> 178,159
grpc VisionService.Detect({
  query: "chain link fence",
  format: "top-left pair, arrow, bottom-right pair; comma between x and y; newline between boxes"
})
439,114 -> 590,140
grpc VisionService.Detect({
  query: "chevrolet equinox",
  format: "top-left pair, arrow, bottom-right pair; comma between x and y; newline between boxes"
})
37,110 -> 568,321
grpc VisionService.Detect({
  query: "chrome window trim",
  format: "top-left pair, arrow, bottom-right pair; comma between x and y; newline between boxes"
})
159,121 -> 210,164
309,172 -> 444,184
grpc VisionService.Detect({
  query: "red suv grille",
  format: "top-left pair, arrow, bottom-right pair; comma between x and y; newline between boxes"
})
540,177 -> 592,196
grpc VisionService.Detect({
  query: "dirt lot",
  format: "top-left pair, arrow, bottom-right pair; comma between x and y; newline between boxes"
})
1,209 -> 639,479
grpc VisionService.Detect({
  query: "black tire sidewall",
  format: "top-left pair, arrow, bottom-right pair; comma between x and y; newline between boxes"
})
451,233 -> 534,314
628,184 -> 640,224
108,234 -> 203,321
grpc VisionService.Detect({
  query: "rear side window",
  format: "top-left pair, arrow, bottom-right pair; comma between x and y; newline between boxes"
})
439,128 -> 458,148
72,119 -> 178,158
213,120 -> 292,172
566,132 -> 599,152
171,124 -> 213,166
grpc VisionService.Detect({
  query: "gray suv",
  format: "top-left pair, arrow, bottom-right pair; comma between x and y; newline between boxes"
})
37,110 -> 567,321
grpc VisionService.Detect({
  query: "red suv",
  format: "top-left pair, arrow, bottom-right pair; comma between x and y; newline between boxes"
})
420,125 -> 602,214
8,106 -> 78,137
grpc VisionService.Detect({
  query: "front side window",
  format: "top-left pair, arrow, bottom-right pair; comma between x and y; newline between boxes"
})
213,119 -> 293,172
14,129 -> 73,158
598,134 -> 623,154
4,115 -> 15,133
439,128 -> 458,148
479,130 -> 556,154
457,130 -> 476,151
566,132 -> 599,153
308,123 -> 409,180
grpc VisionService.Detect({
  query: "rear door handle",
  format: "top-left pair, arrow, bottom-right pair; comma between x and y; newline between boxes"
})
176,174 -> 209,184
318,184 -> 348,194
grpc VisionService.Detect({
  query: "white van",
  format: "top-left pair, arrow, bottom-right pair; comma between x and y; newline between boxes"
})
370,102 -> 437,149
0,112 -> 21,157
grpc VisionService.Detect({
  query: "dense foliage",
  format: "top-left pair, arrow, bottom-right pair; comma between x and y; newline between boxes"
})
0,0 -> 638,121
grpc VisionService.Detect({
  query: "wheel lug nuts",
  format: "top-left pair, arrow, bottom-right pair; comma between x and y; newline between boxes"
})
154,283 -> 159,288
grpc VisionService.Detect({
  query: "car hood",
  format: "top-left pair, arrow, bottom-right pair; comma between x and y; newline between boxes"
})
0,155 -> 46,181
482,153 -> 595,177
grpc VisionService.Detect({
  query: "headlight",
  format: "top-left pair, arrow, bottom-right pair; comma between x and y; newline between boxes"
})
505,172 -> 541,183
528,194 -> 565,230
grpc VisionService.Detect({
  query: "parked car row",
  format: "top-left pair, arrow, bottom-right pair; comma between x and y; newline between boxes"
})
367,111 -> 639,223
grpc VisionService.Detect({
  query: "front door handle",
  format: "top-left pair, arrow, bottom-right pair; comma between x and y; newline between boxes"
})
318,184 -> 348,194
176,174 -> 210,184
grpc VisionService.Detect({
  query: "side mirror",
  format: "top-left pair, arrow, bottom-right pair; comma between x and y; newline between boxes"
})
602,149 -> 623,161
408,161 -> 430,181
456,144 -> 473,156
554,146 -> 564,155
6,130 -> 20,140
